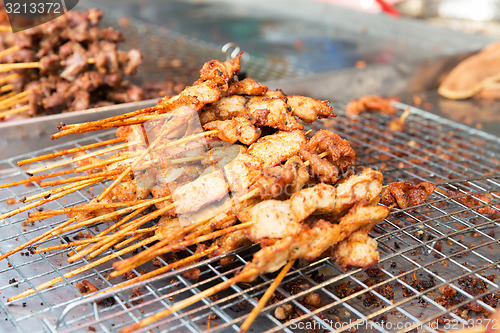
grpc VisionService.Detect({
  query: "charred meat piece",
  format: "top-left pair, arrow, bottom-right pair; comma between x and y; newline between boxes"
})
446,190 -> 500,215
381,181 -> 436,209
299,130 -> 355,183
346,95 -> 397,117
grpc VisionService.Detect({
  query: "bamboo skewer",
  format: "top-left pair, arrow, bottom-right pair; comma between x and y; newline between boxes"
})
0,179 -> 99,221
51,111 -> 170,139
54,105 -> 164,136
112,187 -> 260,273
112,233 -> 148,250
96,245 -> 218,296
39,169 -> 122,187
0,58 -> 96,73
34,237 -> 106,253
7,234 -> 162,302
69,201 -> 174,262
27,197 -> 154,220
109,222 -> 253,278
49,198 -> 172,238
0,104 -> 30,118
0,91 -> 15,102
0,62 -> 39,72
0,89 -> 29,107
23,177 -> 104,204
17,137 -> 125,166
34,228 -> 153,253
26,141 -> 139,174
0,93 -> 28,110
0,26 -> 12,32
0,83 -> 13,93
0,46 -> 20,58
0,216 -> 77,261
71,206 -> 150,254
122,268 -> 260,333
0,151 -> 133,190
239,259 -> 296,333
83,216 -> 159,261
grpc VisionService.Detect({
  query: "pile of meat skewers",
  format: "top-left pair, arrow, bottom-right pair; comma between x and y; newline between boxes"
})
0,7 -> 179,121
0,54 -> 391,332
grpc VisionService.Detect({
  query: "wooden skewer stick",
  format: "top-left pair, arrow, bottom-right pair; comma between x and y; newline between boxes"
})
27,197 -> 154,220
112,188 -> 260,273
23,177 -> 104,204
0,58 -> 96,73
72,200 -> 174,262
239,259 -> 296,333
0,151 -> 133,190
0,91 -> 15,102
39,169 -> 122,187
34,228 -> 153,253
0,83 -> 13,93
71,205 -> 149,254
170,155 -> 205,164
7,232 -> 163,302
112,233 -> 148,250
0,62 -> 39,72
122,268 -> 260,333
55,105 -> 164,133
51,110 -> 169,139
146,222 -> 253,263
0,104 -> 29,118
83,216 -> 159,261
26,141 -> 139,174
0,217 -> 76,261
17,137 -> 125,166
0,93 -> 28,110
110,222 -> 253,278
400,107 -> 411,123
98,245 -> 218,296
50,198 -> 173,239
0,178 -> 99,221
0,46 -> 20,58
0,89 -> 30,102
35,236 -> 109,253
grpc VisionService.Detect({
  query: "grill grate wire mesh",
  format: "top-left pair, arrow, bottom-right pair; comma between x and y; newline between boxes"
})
0,102 -> 499,332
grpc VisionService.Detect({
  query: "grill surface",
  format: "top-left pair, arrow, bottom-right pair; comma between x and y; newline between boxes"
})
0,103 -> 499,333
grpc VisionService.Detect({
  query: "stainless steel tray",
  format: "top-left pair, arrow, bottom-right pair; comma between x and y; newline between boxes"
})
0,102 -> 499,332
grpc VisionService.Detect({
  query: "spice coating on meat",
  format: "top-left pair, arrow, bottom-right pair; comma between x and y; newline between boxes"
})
333,229 -> 379,270
286,96 -> 336,123
381,181 -> 436,209
446,190 -> 500,215
299,130 -> 355,183
203,117 -> 261,145
227,78 -> 268,96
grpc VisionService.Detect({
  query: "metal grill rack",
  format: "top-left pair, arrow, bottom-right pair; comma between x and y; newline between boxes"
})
0,102 -> 499,333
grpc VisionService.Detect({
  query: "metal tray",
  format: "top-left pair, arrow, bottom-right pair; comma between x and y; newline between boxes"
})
0,102 -> 499,332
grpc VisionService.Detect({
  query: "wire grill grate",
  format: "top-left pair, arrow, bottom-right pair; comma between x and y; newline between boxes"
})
0,103 -> 499,332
